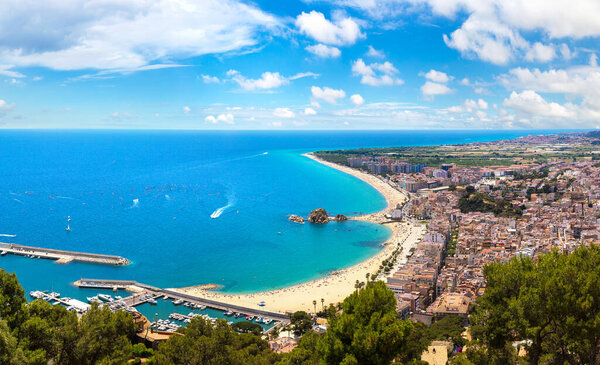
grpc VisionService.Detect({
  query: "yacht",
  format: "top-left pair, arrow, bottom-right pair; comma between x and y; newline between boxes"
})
98,294 -> 113,302
1,251 -> 6,256
148,298 -> 157,305
173,299 -> 184,305
224,310 -> 233,316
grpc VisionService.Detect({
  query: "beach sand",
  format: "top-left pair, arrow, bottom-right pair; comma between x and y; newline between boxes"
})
171,153 -> 424,313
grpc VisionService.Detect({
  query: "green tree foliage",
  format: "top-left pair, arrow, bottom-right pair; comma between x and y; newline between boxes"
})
316,281 -> 417,365
232,321 -> 263,335
0,319 -> 27,364
470,244 -> 600,364
0,269 -> 27,329
151,316 -> 279,365
458,192 -> 522,217
290,311 -> 313,336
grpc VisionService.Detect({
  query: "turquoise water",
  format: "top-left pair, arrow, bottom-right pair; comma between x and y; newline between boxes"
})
0,130 -> 568,306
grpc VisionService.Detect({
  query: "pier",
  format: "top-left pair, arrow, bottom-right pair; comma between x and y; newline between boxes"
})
75,278 -> 290,323
0,242 -> 130,266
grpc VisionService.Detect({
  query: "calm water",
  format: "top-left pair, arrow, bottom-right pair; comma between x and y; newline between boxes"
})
0,130 -> 564,306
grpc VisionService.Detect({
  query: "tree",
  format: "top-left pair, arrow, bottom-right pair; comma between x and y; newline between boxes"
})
313,300 -> 317,314
316,281 -> 417,364
0,319 -> 27,364
321,298 -> 325,311
152,316 -> 279,364
232,321 -> 263,336
470,245 -> 600,364
0,269 -> 27,330
290,311 -> 312,336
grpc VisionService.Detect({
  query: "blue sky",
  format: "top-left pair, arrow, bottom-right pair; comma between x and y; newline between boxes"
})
1,0 -> 599,129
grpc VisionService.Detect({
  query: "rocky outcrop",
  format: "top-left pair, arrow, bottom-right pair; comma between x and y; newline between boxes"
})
335,214 -> 348,221
288,215 -> 305,223
308,208 -> 329,224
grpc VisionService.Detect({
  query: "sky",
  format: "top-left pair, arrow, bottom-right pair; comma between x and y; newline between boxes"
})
1,0 -> 600,130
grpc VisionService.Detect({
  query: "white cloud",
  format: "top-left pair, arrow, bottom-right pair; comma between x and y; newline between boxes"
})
464,98 -> 488,111
560,44 -> 575,60
446,105 -> 463,113
350,94 -> 365,105
305,44 -> 341,58
0,65 -> 24,78
183,106 -> 191,113
304,107 -> 317,115
366,46 -> 384,58
311,101 -> 321,108
311,86 -> 346,104
295,11 -> 364,46
201,75 -> 220,84
460,78 -> 470,86
228,70 -> 317,91
0,0 -> 280,70
0,99 -> 15,117
421,81 -> 453,98
205,113 -> 235,124
273,107 -> 295,118
352,58 -> 403,86
503,90 -> 575,118
424,69 -> 451,83
229,71 -> 288,91
525,42 -> 556,62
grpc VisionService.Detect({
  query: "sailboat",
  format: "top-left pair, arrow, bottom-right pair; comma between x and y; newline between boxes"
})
66,216 -> 71,232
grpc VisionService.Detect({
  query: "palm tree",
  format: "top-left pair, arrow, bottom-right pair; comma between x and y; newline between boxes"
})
355,280 -> 360,290
366,273 -> 370,282
321,298 -> 325,311
312,300 -> 317,314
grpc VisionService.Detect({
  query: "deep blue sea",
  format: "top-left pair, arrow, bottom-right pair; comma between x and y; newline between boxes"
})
0,130 -> 569,318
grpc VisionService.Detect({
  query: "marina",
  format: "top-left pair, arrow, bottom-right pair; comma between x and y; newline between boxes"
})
73,278 -> 290,324
0,242 -> 130,266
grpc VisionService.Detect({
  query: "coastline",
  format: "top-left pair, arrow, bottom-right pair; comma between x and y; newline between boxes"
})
171,152 -> 424,313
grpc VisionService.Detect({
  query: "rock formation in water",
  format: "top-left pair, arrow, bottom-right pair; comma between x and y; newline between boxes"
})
308,208 -> 329,224
335,214 -> 348,221
288,215 -> 305,223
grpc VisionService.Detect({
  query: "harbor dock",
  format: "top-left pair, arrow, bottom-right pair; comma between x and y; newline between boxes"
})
0,242 -> 130,266
74,278 -> 290,323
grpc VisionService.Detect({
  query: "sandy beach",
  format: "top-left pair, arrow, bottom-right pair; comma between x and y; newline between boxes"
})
171,153 -> 424,313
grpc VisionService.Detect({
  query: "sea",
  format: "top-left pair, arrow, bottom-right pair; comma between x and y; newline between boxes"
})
0,129 -> 567,320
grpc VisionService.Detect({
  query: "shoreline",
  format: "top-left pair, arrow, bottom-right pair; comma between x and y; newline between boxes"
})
171,152 -> 423,313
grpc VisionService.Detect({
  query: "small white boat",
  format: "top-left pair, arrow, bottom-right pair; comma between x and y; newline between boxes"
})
148,298 -> 157,305
65,223 -> 71,232
173,299 -> 184,305
224,310 -> 233,316
1,251 -> 6,256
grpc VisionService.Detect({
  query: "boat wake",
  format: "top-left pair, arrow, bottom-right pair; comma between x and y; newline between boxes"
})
130,198 -> 140,209
0,234 -> 16,237
210,193 -> 236,219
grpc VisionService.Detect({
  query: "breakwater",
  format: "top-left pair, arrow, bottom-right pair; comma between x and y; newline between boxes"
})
0,242 -> 130,266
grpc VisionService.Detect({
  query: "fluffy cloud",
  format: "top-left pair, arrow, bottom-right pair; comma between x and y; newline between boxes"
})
311,86 -> 346,104
227,70 -> 317,91
304,107 -> 317,115
0,0 -> 279,70
305,44 -> 341,58
352,59 -> 403,86
464,98 -> 488,111
503,90 -> 575,118
424,69 -> 451,83
421,81 -> 453,98
205,113 -> 235,124
183,106 -> 191,113
525,42 -> 556,62
350,94 -> 365,105
201,75 -> 220,84
0,99 -> 14,117
366,46 -> 384,58
273,108 -> 295,118
295,11 -> 364,46
228,70 -> 288,91
499,63 -> 600,117
331,0 -> 600,65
